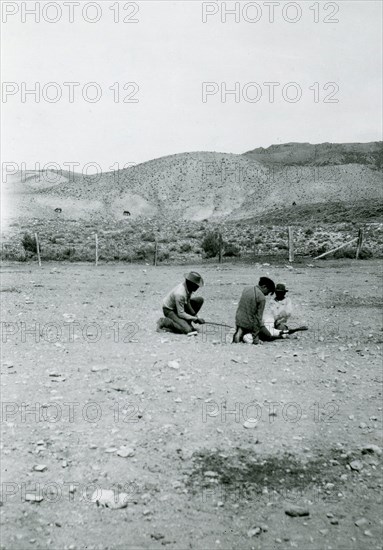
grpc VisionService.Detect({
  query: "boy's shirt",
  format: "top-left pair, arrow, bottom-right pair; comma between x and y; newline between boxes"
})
235,285 -> 265,332
269,296 -> 293,323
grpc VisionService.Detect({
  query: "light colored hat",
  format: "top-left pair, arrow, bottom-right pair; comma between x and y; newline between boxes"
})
184,271 -> 204,287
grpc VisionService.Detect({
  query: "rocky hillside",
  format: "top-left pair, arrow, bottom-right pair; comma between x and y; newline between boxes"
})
2,143 -> 382,230
244,142 -> 383,168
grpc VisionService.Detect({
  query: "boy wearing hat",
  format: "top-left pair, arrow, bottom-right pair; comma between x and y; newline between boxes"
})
233,276 -> 276,344
157,272 -> 205,334
269,283 -> 293,331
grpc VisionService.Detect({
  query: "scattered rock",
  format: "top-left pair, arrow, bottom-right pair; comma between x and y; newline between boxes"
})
167,360 -> 180,370
91,366 -> 109,373
355,518 -> 368,527
116,447 -> 135,458
25,494 -> 43,503
243,419 -> 258,429
32,464 -> 47,472
349,460 -> 363,471
364,530 -> 373,537
285,505 -> 309,517
91,489 -> 129,509
150,533 -> 165,541
361,444 -> 382,456
247,526 -> 261,537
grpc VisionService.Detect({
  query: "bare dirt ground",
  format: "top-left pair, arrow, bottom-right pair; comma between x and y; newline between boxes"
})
1,260 -> 382,550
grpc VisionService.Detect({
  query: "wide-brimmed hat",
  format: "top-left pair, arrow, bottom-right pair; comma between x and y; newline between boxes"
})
275,283 -> 288,293
184,271 -> 204,287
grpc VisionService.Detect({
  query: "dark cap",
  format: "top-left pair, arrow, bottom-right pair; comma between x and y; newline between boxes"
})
275,283 -> 288,293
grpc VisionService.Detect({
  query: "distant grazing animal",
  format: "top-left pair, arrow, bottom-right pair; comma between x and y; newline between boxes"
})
54,208 -> 62,213
123,210 -> 131,216
292,202 -> 296,206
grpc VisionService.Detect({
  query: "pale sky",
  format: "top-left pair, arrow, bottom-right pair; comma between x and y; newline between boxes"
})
1,0 -> 382,171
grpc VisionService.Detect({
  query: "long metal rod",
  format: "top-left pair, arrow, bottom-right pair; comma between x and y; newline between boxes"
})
204,321 -> 233,328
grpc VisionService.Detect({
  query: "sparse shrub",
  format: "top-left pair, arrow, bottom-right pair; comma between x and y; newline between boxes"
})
305,228 -> 314,237
1,244 -> 26,261
134,243 -> 155,260
63,247 -> 75,258
334,246 -> 373,259
359,248 -> 373,259
309,243 -> 329,257
141,232 -> 155,242
180,242 -> 192,253
158,250 -> 170,262
223,243 -> 241,257
201,231 -> 220,258
276,240 -> 288,250
21,233 -> 37,254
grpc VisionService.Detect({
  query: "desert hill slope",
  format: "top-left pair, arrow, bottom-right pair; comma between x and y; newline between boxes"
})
2,142 -> 382,228
244,141 -> 383,168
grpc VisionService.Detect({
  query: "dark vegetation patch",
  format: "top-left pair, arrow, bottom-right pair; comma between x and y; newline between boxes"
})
186,448 -> 358,498
328,293 -> 383,309
0,287 -> 21,293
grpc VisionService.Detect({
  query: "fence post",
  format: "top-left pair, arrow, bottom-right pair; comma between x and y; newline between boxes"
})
218,232 -> 223,263
355,228 -> 364,259
288,226 -> 294,262
34,232 -> 42,267
153,240 -> 158,266
95,233 -> 98,266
